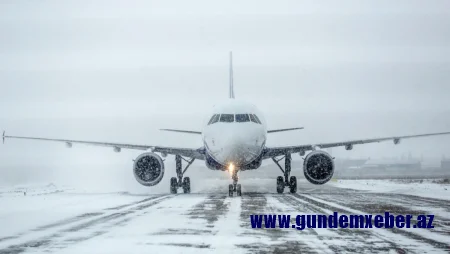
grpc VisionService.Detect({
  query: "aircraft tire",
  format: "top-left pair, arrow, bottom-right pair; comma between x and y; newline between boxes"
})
276,176 -> 284,194
228,184 -> 234,197
289,176 -> 297,194
170,177 -> 178,194
182,177 -> 191,193
236,184 -> 242,196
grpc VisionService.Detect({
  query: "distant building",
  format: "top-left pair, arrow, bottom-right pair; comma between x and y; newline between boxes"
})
363,159 -> 421,171
335,158 -> 368,170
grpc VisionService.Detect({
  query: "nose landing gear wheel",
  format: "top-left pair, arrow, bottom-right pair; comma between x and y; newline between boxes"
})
170,177 -> 178,194
276,176 -> 285,194
182,177 -> 191,193
289,176 -> 297,194
229,184 -> 234,197
236,184 -> 242,196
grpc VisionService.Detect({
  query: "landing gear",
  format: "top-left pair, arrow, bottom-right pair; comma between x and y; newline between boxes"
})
170,177 -> 177,194
289,176 -> 297,194
182,177 -> 191,193
236,184 -> 242,196
169,155 -> 195,194
228,168 -> 242,197
272,153 -> 297,194
229,184 -> 234,197
276,176 -> 284,194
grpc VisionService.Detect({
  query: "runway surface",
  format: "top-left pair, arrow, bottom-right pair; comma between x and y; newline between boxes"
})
0,179 -> 449,254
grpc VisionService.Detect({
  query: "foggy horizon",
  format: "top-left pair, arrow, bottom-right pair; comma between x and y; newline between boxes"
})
1,0 -> 450,188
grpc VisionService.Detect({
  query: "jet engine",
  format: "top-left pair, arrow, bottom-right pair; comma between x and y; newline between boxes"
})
133,152 -> 165,186
303,150 -> 334,185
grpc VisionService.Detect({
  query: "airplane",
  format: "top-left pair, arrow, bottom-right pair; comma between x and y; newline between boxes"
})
3,52 -> 450,197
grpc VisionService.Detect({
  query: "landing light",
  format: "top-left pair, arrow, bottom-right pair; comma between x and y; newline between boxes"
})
228,163 -> 235,175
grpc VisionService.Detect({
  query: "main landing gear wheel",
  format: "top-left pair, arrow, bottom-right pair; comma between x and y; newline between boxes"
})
182,177 -> 191,193
170,177 -> 178,194
289,176 -> 297,194
273,153 -> 296,194
276,176 -> 284,194
170,155 -> 195,194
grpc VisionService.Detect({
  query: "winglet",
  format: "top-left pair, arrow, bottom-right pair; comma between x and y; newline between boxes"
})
229,51 -> 235,99
2,131 -> 5,144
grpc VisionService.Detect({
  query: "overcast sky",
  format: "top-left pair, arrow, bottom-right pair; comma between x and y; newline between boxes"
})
0,0 -> 449,188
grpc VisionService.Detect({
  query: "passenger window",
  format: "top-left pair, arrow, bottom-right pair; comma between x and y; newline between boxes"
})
250,114 -> 262,124
236,114 -> 250,122
219,114 -> 234,122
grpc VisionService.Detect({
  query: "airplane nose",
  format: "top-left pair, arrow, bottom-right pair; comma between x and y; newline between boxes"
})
220,134 -> 261,165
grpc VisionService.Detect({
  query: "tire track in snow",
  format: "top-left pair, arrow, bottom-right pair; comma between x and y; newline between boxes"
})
186,194 -> 229,226
0,194 -> 166,245
209,195 -> 242,252
293,193 -> 449,253
308,192 -> 450,236
0,195 -> 174,254
276,194 -> 402,253
237,193 -> 318,254
146,194 -> 229,250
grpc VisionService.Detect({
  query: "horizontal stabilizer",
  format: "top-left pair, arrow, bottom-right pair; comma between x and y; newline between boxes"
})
160,129 -> 202,135
267,127 -> 304,133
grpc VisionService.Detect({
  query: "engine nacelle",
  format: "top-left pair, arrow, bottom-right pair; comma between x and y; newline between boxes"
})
133,152 -> 165,186
345,144 -> 353,150
393,138 -> 401,145
303,150 -> 335,185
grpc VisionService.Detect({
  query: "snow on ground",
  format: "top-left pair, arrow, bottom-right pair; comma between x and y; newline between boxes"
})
0,179 -> 449,253
0,184 -> 150,242
329,179 -> 450,201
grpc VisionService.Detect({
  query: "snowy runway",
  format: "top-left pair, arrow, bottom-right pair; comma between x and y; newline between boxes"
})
0,180 -> 449,254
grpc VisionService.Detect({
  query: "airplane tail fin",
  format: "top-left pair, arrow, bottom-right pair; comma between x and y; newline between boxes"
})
229,51 -> 235,99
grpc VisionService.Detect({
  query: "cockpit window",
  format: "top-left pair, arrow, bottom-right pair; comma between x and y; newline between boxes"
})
250,114 -> 262,124
219,114 -> 234,122
207,115 -> 215,125
235,114 -> 250,122
253,114 -> 262,124
208,114 -> 220,125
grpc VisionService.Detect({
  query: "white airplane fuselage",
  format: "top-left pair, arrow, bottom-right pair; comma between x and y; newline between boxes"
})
202,99 -> 267,171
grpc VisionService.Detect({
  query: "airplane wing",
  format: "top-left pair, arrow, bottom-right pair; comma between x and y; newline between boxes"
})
267,127 -> 304,133
2,132 -> 205,160
262,131 -> 450,159
160,129 -> 202,134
